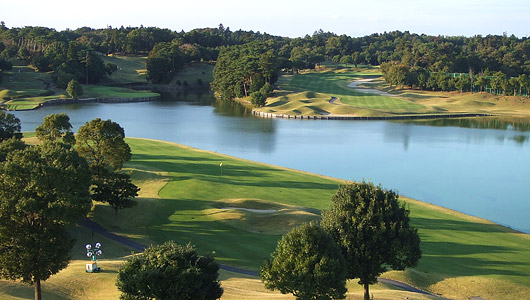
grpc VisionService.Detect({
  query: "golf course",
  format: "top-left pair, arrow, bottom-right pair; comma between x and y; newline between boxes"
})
255,65 -> 530,119
1,137 -> 529,300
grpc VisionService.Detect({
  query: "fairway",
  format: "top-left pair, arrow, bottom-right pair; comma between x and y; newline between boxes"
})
2,138 -> 530,299
275,69 -> 426,114
92,138 -> 530,299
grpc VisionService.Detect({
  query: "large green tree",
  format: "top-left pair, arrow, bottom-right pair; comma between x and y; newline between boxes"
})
116,241 -> 223,300
0,111 -> 22,142
321,181 -> 422,300
66,79 -> 83,99
76,118 -> 131,174
0,142 -> 92,300
92,171 -> 139,227
260,222 -> 347,300
35,113 -> 75,144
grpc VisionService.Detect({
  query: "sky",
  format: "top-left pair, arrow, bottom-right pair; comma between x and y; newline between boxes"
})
2,0 -> 530,38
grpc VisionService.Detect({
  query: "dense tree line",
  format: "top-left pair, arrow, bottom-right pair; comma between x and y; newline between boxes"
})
2,21 -> 530,93
212,41 -> 280,101
381,62 -> 530,96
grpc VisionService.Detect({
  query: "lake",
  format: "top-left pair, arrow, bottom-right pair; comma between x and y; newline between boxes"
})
11,92 -> 530,232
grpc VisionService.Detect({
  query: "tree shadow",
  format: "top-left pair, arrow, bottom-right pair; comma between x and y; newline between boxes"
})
411,217 -> 518,234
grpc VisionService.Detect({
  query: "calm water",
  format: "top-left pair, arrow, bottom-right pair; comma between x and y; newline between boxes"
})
11,93 -> 530,232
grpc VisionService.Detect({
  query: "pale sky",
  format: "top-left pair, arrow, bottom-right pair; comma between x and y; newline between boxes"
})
2,0 -> 529,37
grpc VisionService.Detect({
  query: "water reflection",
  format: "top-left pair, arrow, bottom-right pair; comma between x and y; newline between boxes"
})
401,117 -> 530,132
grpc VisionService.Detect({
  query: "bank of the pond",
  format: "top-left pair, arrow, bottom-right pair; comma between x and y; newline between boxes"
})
252,109 -> 493,120
2,94 -> 161,111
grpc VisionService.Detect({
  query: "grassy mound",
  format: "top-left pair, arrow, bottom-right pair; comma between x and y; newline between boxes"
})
205,198 -> 320,234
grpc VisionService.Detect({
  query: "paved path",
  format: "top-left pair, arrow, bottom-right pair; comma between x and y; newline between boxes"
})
79,217 -> 447,297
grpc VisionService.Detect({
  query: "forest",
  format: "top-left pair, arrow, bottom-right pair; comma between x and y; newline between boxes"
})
1,21 -> 530,98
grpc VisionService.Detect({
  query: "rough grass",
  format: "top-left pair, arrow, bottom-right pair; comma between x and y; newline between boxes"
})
2,138 -> 530,299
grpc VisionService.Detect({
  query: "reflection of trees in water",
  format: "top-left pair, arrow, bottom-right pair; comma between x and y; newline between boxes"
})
158,91 -> 213,106
212,99 -> 250,117
402,117 -> 530,132
512,135 -> 528,145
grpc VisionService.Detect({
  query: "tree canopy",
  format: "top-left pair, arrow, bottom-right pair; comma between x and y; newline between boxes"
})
321,181 -> 422,300
66,79 -> 83,99
35,113 -> 75,144
76,118 -> 131,173
260,222 -> 347,300
117,241 -> 223,300
0,111 -> 22,142
0,141 -> 92,300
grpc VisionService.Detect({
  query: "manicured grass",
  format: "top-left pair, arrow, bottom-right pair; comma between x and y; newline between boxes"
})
170,62 -> 214,86
2,138 -> 530,299
361,77 -> 530,117
82,85 -> 158,98
2,85 -> 158,110
271,69 -> 426,116
0,66 -> 52,101
263,66 -> 530,118
90,138 -> 530,299
101,55 -> 148,84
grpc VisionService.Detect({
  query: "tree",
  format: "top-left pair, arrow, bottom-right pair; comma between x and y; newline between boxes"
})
35,113 -> 75,144
0,137 -> 27,162
66,79 -> 83,99
321,181 -> 421,300
0,142 -> 92,300
250,91 -> 266,107
76,118 -> 131,173
116,241 -> 223,300
92,171 -> 139,227
0,111 -> 22,142
260,222 -> 347,300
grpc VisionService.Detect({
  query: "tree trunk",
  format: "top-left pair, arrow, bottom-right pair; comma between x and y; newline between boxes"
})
35,280 -> 42,300
114,208 -> 119,227
363,283 -> 370,300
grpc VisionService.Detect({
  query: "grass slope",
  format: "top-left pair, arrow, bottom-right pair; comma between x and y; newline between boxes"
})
2,138 -> 529,299
101,55 -> 148,84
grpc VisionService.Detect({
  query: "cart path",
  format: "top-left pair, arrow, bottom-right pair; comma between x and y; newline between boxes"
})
79,217 -> 448,297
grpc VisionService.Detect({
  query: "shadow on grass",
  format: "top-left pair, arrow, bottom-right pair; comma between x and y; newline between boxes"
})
421,241 -> 516,256
266,100 -> 288,107
411,217 -> 518,234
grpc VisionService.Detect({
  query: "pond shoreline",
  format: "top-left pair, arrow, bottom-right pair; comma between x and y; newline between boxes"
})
251,109 -> 493,120
1,94 -> 161,111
